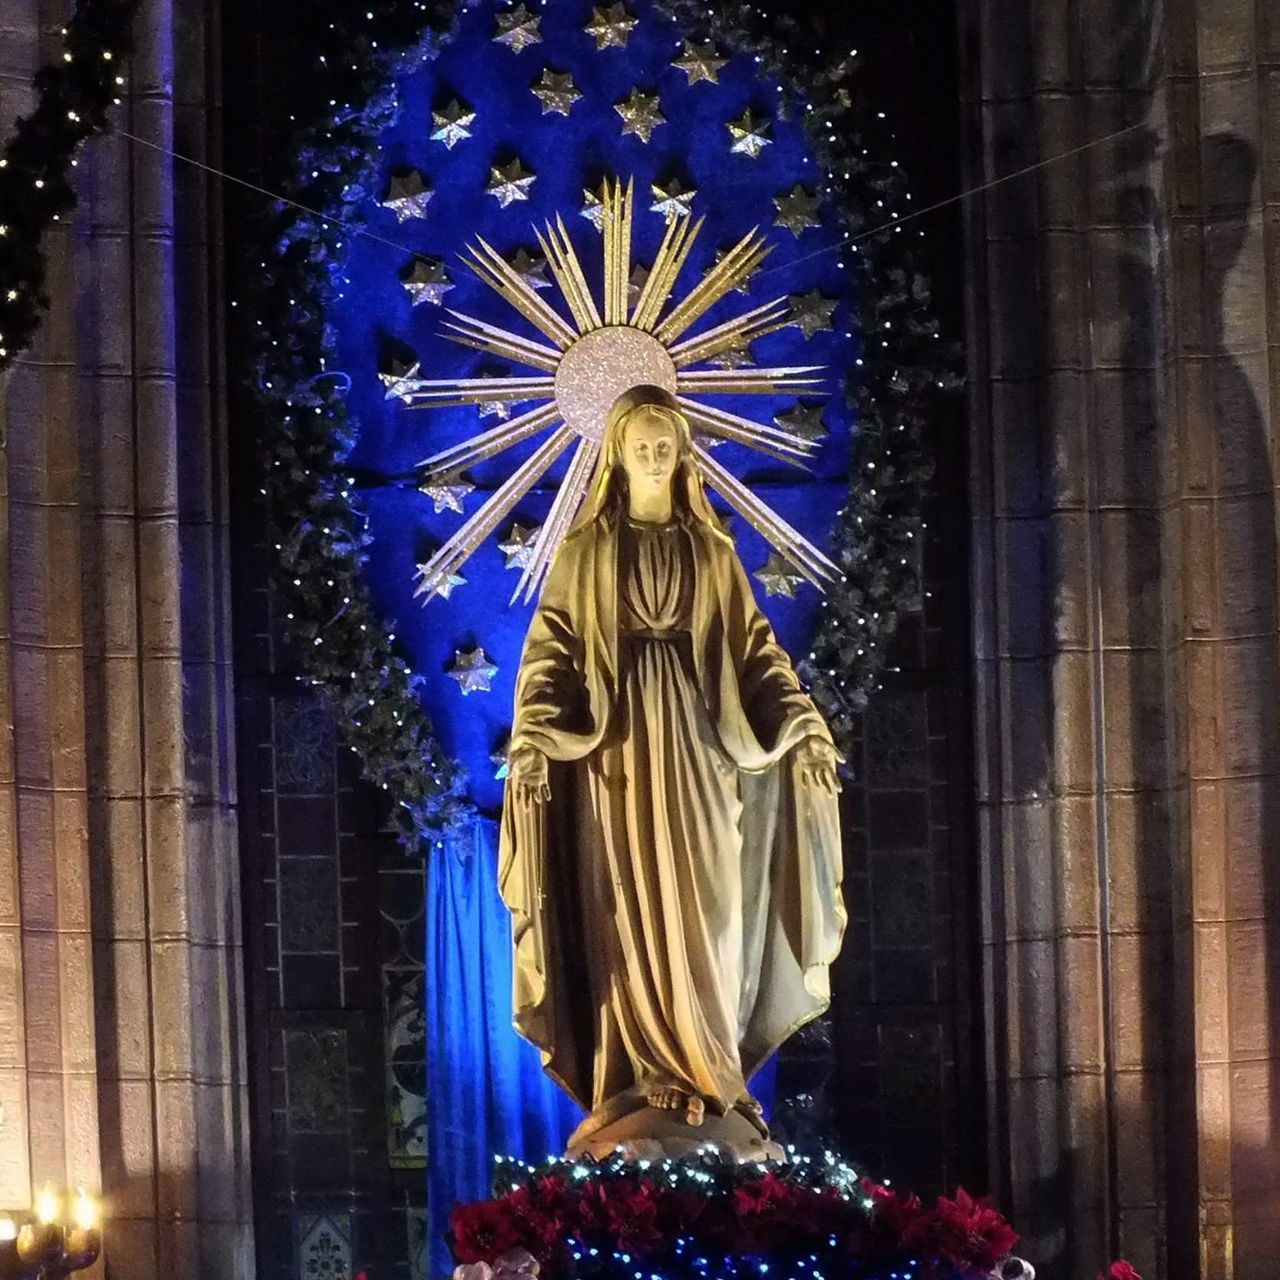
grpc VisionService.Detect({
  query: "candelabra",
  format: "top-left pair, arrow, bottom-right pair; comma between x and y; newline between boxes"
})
0,1187 -> 101,1280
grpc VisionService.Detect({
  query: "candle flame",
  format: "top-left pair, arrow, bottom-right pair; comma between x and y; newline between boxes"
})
73,1189 -> 98,1232
35,1185 -> 59,1225
0,1215 -> 16,1241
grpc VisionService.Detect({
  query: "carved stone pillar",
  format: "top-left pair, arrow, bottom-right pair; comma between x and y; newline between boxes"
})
0,1 -> 253,1276
961,0 -> 1280,1275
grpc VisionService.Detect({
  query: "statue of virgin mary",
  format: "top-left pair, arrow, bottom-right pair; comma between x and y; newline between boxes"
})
500,385 -> 845,1159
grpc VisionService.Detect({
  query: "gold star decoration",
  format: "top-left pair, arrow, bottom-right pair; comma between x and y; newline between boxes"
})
580,186 -> 606,229
586,3 -> 638,49
615,87 -> 665,143
716,245 -> 753,295
755,552 -> 808,598
494,4 -> 541,52
728,109 -> 772,159
498,522 -> 542,571
487,158 -> 537,207
381,171 -> 432,222
379,358 -> 421,400
448,648 -> 499,695
532,68 -> 581,116
650,177 -> 697,221
775,402 -> 828,442
673,40 -> 725,85
431,99 -> 476,149
401,258 -> 453,307
507,247 -> 551,290
788,289 -> 837,339
774,185 -> 822,236
414,564 -> 466,600
419,470 -> 474,514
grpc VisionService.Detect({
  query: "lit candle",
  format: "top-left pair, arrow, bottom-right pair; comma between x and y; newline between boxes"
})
35,1183 -> 60,1225
65,1188 -> 103,1270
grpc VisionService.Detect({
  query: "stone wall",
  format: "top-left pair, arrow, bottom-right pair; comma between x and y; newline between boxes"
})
0,1 -> 252,1276
960,0 -> 1280,1275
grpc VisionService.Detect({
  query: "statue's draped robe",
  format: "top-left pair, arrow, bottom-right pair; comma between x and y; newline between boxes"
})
500,514 -> 845,1132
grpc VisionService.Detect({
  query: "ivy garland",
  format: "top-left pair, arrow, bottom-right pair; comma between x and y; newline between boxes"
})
0,0 -> 138,373
241,0 -> 957,848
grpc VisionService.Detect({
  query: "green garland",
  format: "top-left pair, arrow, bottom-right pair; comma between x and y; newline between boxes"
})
241,0 -> 957,847
0,0 -> 138,373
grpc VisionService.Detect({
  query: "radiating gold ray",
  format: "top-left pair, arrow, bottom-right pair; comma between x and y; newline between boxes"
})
654,228 -> 771,343
668,298 -> 791,367
415,426 -> 575,604
631,214 -> 704,331
465,237 -> 578,347
535,217 -> 601,334
677,396 -> 815,464
603,177 -> 634,325
694,443 -> 838,588
440,310 -> 561,371
416,401 -> 560,474
511,437 -> 600,605
677,366 -> 825,395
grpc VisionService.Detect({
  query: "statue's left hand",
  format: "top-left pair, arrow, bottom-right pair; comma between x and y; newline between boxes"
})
796,736 -> 842,795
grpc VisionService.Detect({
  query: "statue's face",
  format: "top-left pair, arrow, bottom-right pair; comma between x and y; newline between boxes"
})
621,410 -> 679,499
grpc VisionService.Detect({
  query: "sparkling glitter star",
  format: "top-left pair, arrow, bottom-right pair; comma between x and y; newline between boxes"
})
498,522 -> 542,571
728,109 -> 772,159
586,2 -> 638,49
775,402 -> 828,442
415,564 -> 466,599
650,177 -> 697,221
448,648 -> 499,696
430,99 -> 476,149
480,399 -> 513,421
774,185 -> 822,236
507,247 -> 551,290
716,246 -> 752,294
379,358 -> 421,401
487,158 -> 536,207
419,470 -> 474,514
381,171 -> 432,222
755,552 -> 807,598
580,187 -> 606,229
707,342 -> 755,370
532,68 -> 581,116
788,289 -> 838,339
615,87 -> 665,143
492,741 -> 512,780
494,4 -> 541,52
627,263 -> 650,308
673,40 -> 725,85
401,258 -> 453,307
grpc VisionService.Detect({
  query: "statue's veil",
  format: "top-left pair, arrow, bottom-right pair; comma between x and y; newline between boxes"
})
565,384 -> 731,542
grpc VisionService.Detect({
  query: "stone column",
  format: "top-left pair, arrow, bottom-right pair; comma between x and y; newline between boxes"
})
961,0 -> 1280,1275
0,1 -> 253,1276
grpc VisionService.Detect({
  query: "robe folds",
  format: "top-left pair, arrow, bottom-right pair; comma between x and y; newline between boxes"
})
499,513 -> 846,1130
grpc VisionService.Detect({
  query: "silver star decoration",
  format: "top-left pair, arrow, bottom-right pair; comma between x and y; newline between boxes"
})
775,402 -> 828,442
480,398 -> 513,421
627,264 -> 650,308
650,177 -> 697,221
507,247 -> 551,290
431,99 -> 476,149
419,470 -> 474,514
487,158 -> 536,207
616,88 -> 665,143
716,246 -> 752,294
379,358 -> 421,400
586,3 -> 638,49
381,171 -> 432,222
492,742 -> 512,780
448,648 -> 499,696
532,68 -> 581,116
673,40 -> 725,85
788,289 -> 838,339
755,552 -> 807,598
729,109 -> 772,159
415,564 -> 466,600
707,343 -> 755,370
580,187 -> 606,229
774,185 -> 822,236
494,4 -> 541,52
498,522 -> 542,570
402,258 -> 453,307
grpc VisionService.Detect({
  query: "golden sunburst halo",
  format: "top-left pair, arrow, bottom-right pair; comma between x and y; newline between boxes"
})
388,176 -> 837,605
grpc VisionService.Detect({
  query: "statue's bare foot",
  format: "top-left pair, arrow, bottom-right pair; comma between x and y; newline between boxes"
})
647,1083 -> 686,1113
685,1094 -> 706,1127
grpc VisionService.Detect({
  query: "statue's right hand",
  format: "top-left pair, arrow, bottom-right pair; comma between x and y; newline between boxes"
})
509,746 -> 551,806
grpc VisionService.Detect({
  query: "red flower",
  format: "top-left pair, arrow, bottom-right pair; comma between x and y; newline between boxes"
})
861,1180 -> 926,1249
910,1188 -> 1019,1274
451,1199 -> 525,1265
577,1177 -> 667,1255
518,1176 -> 580,1252
1103,1264 -> 1143,1280
732,1171 -> 812,1250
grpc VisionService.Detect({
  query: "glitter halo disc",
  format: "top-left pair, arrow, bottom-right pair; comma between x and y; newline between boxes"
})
554,325 -> 678,441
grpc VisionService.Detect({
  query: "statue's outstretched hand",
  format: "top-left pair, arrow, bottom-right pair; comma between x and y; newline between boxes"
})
509,746 -> 551,806
797,736 -> 842,795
